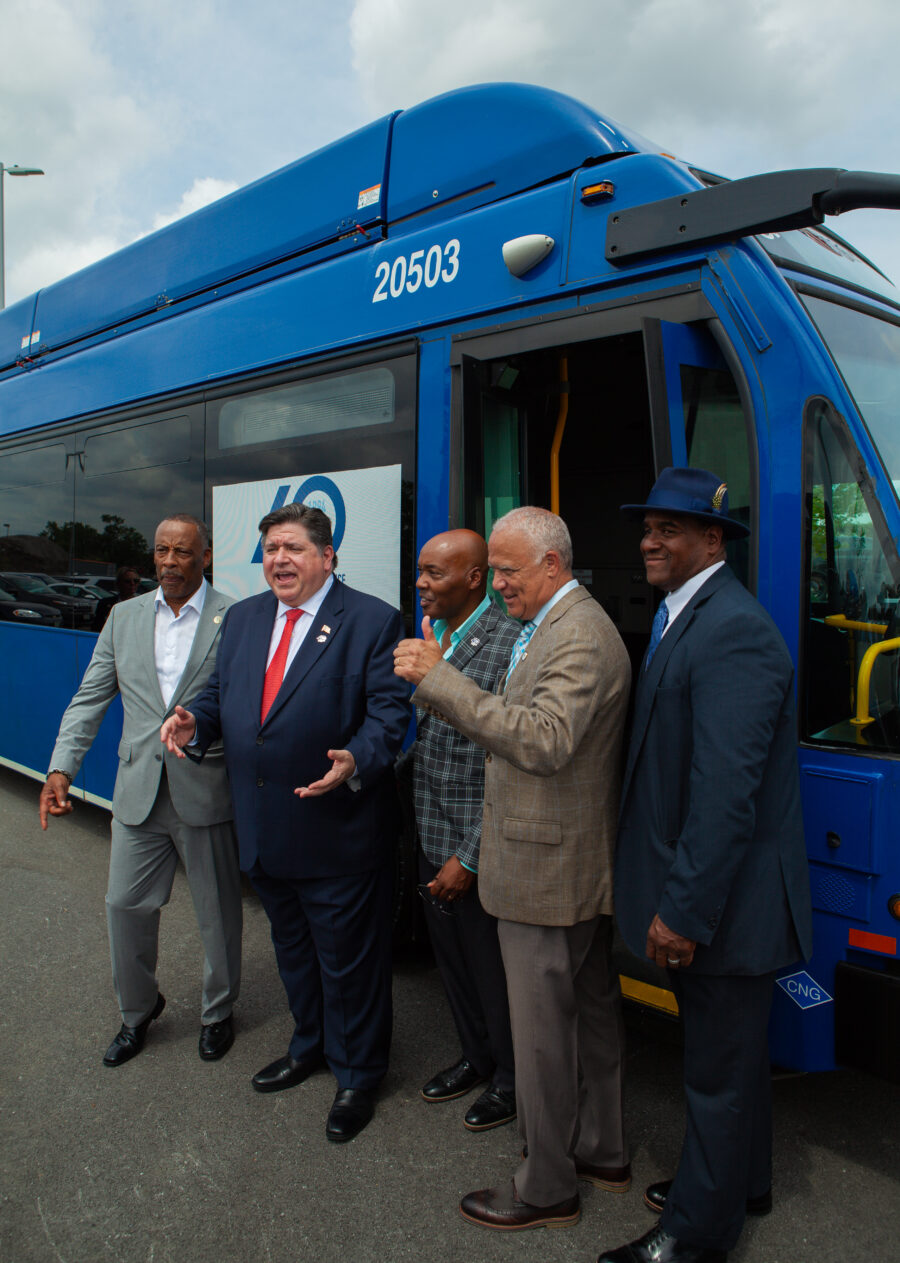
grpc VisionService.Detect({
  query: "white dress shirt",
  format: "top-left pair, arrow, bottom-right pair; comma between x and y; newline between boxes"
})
154,579 -> 208,707
266,574 -> 335,671
660,560 -> 725,637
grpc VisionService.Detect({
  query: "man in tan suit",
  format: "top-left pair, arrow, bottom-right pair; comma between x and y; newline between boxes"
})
394,506 -> 631,1231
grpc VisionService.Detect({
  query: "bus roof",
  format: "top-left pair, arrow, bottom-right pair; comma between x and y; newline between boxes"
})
0,83 -> 659,371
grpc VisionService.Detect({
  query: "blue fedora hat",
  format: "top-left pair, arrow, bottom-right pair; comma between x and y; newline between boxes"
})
620,467 -> 750,539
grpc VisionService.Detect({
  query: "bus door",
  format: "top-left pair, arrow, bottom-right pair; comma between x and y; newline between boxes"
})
456,310 -> 753,673
455,306 -> 754,1010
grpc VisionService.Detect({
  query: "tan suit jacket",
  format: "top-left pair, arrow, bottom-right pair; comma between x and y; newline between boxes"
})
413,586 -> 631,926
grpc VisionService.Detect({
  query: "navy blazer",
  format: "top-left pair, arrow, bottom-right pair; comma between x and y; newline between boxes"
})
615,565 -> 813,976
190,579 -> 411,879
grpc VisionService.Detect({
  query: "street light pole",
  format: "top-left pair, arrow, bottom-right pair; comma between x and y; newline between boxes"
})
0,163 -> 44,310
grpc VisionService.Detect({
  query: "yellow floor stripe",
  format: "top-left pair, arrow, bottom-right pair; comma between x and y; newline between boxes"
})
619,974 -> 680,1016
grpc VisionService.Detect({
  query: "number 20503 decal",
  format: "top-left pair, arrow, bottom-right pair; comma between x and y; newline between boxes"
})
372,239 -> 460,302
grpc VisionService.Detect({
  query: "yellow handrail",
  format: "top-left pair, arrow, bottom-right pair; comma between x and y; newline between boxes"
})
851,637 -> 900,726
550,355 -> 569,515
824,614 -> 889,635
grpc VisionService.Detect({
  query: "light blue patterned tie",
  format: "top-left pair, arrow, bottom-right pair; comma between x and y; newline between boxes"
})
505,619 -> 537,684
644,600 -> 669,670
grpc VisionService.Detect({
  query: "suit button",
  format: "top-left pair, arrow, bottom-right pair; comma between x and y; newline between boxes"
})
707,917 -> 718,929
256,736 -> 264,746
257,778 -> 264,787
155,753 -> 162,761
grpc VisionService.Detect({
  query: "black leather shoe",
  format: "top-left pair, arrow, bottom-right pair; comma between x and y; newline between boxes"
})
102,993 -> 165,1067
644,1179 -> 771,1217
597,1224 -> 727,1262
251,1053 -> 324,1093
198,1015 -> 234,1061
325,1088 -> 374,1142
464,1085 -> 517,1131
421,1057 -> 486,1102
460,1181 -> 580,1230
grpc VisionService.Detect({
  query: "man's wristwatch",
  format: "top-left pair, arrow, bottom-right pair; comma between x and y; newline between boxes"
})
48,769 -> 73,785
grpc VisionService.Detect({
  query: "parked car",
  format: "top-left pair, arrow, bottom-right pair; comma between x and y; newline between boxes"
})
42,581 -> 103,613
0,574 -> 94,628
0,590 -> 62,627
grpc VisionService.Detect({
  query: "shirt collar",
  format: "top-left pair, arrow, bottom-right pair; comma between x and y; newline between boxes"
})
154,577 -> 208,617
663,560 -> 725,624
276,573 -> 334,621
433,593 -> 492,660
529,578 -> 580,630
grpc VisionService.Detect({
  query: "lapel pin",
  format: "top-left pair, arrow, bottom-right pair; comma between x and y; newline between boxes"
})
316,634 -> 327,642
470,637 -> 481,646
321,624 -> 331,634
213,615 -> 222,624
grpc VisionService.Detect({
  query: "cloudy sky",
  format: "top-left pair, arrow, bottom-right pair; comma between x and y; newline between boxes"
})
1,0 -> 898,306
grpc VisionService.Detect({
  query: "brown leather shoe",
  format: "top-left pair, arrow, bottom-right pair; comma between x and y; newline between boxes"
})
459,1181 -> 580,1230
521,1146 -> 631,1191
577,1160 -> 632,1191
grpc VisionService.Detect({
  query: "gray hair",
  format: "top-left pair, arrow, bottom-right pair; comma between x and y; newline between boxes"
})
490,506 -> 573,570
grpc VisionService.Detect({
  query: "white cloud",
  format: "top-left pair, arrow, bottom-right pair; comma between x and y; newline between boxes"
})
151,178 -> 240,231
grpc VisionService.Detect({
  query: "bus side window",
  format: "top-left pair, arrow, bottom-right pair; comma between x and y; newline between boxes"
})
802,398 -> 900,751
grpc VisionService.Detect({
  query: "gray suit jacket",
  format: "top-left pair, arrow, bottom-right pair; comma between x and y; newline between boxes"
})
49,585 -> 234,828
414,586 -> 631,926
407,601 -> 519,871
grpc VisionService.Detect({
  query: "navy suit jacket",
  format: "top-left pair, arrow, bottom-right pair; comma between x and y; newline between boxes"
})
190,579 -> 411,879
615,565 -> 813,976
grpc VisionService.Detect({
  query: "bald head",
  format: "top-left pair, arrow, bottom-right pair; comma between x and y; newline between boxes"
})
416,529 -> 490,632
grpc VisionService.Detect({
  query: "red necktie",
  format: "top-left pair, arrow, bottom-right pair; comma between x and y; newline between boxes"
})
260,608 -> 303,723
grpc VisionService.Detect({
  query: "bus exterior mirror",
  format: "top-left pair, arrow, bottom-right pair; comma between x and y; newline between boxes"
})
502,234 -> 555,277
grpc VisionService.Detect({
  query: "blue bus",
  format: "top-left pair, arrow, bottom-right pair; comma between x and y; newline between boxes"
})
2,82 -> 900,1081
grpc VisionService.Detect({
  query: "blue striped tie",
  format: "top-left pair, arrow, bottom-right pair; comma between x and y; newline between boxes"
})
505,620 -> 537,684
644,600 -> 669,670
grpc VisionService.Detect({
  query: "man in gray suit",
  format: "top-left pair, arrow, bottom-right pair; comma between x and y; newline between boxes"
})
597,468 -> 812,1263
403,529 -> 518,1131
395,507 -> 631,1231
39,515 -> 242,1068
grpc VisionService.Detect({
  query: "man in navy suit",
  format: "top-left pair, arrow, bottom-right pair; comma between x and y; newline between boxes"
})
597,469 -> 812,1263
162,503 -> 410,1142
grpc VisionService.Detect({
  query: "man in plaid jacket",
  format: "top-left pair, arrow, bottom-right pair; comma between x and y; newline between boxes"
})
405,529 -> 519,1131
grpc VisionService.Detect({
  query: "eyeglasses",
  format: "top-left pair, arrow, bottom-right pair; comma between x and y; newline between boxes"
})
417,883 -> 456,916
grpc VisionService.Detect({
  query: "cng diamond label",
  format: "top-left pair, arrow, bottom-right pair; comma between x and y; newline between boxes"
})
776,971 -> 833,1010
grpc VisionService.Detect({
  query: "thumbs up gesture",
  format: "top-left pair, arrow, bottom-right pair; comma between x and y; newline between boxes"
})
393,615 -> 445,684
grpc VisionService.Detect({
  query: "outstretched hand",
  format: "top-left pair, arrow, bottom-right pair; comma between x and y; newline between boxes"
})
160,705 -> 197,758
393,616 -> 444,684
295,749 -> 356,797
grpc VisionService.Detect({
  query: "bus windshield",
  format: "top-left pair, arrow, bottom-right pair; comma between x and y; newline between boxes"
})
801,294 -> 900,498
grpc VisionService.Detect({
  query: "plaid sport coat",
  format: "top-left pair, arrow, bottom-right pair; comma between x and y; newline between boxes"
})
409,600 -> 519,871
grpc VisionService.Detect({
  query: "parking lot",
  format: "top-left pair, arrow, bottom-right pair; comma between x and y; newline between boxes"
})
1,764 -> 898,1263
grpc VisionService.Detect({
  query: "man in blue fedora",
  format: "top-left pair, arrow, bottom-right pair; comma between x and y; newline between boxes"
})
597,468 -> 812,1263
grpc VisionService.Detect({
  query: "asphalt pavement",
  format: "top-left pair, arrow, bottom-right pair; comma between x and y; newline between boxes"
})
1,763 -> 898,1263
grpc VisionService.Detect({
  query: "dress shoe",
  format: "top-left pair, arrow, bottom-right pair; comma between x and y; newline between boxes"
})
420,1057 -> 485,1102
102,993 -> 165,1067
459,1181 -> 580,1230
522,1146 -> 631,1191
463,1085 -> 517,1131
198,1015 -> 234,1061
325,1088 -> 374,1142
597,1224 -> 727,1263
251,1053 -> 324,1094
643,1179 -> 771,1217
